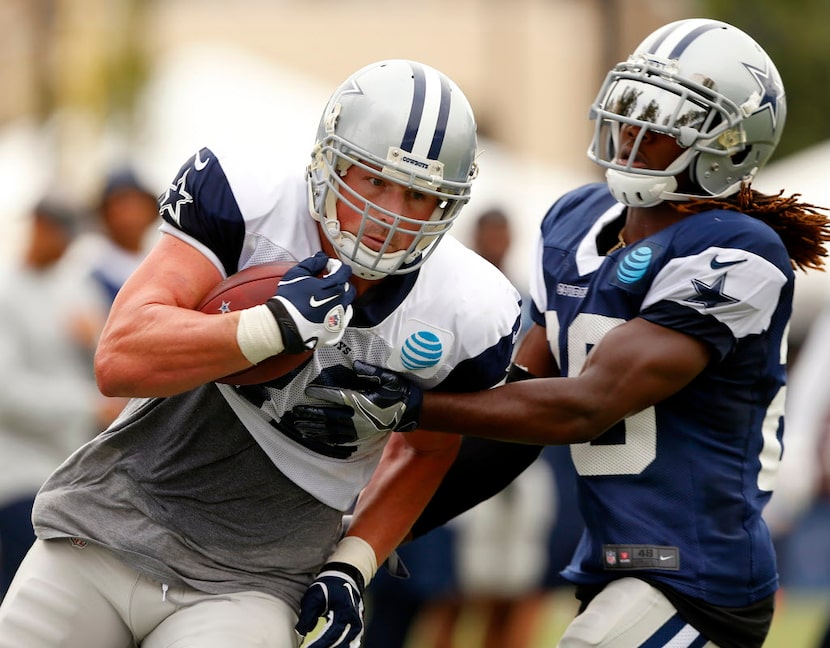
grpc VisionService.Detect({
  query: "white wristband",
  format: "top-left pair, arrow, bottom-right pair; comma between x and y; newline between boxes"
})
236,304 -> 285,364
328,535 -> 378,586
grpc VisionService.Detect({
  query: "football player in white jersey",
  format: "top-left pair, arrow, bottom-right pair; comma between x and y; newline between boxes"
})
291,21 -> 830,647
0,60 -> 521,648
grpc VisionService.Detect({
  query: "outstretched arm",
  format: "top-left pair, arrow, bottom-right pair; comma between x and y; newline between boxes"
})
419,317 -> 710,445
295,317 -> 712,447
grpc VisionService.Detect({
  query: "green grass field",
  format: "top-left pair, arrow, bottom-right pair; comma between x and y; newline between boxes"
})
764,591 -> 829,648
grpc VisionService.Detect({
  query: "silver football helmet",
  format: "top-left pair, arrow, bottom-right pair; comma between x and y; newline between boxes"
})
308,59 -> 479,279
587,19 -> 786,207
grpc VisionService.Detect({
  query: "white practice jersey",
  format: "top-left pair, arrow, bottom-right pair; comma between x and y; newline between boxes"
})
155,143 -> 521,508
33,142 -> 521,607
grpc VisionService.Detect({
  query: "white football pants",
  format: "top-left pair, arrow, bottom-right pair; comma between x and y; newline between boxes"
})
558,577 -> 718,647
0,538 -> 299,648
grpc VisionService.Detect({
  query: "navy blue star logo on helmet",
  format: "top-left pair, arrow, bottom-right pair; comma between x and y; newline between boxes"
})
743,62 -> 783,131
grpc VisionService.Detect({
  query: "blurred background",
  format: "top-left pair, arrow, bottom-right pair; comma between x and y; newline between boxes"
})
1,0 -> 829,645
3,0 -> 830,332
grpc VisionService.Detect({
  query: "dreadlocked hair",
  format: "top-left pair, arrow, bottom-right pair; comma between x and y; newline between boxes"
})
670,182 -> 830,273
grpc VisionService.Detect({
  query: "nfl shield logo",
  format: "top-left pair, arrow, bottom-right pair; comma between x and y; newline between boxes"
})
605,550 -> 617,566
325,308 -> 344,332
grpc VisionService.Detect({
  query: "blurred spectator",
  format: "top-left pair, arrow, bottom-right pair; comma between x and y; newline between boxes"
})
472,207 -> 512,272
363,526 -> 457,648
765,295 -> 830,587
0,197 -> 126,599
89,166 -> 159,305
472,207 -> 532,337
766,294 -> 830,647
404,445 -> 582,648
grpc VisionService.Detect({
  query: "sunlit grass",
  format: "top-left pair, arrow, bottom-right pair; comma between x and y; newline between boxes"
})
398,587 -> 830,647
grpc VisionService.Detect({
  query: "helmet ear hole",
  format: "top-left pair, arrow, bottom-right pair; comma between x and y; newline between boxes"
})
730,146 -> 752,166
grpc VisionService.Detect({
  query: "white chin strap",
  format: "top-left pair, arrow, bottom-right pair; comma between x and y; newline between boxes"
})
605,170 -> 679,207
328,225 -> 411,280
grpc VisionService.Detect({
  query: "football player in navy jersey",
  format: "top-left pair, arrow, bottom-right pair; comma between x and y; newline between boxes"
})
291,20 -> 830,647
0,60 -> 522,648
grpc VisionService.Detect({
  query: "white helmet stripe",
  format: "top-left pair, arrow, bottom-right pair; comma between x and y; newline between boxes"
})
400,62 -> 451,160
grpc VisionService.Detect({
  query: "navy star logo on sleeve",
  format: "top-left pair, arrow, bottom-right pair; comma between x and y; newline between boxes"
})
159,168 -> 193,226
685,274 -> 739,309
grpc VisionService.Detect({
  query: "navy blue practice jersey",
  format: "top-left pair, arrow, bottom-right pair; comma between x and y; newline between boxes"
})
528,183 -> 793,607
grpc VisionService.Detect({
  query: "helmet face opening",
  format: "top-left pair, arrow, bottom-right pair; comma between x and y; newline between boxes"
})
315,141 -> 462,278
307,60 -> 478,279
605,77 -> 710,133
587,19 -> 786,207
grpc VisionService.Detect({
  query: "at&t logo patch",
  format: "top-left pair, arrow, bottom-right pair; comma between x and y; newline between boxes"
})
610,241 -> 663,293
401,331 -> 442,370
617,245 -> 652,284
388,320 -> 453,378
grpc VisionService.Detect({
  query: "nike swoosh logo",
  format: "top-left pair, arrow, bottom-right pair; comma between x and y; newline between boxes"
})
710,257 -> 747,269
659,555 -> 673,561
194,150 -> 210,171
354,396 -> 400,431
309,294 -> 338,308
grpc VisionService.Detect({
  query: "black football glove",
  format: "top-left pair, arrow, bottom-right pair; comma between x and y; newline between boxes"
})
266,252 -> 356,353
291,360 -> 424,443
295,562 -> 366,648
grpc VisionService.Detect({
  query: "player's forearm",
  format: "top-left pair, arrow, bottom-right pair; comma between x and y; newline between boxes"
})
95,304 -> 252,397
419,378 -> 605,445
346,433 -> 461,565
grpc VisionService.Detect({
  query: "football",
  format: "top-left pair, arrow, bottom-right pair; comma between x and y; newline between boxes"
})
198,261 -> 314,385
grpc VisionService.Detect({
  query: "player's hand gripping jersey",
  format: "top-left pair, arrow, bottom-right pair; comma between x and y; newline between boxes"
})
32,143 -> 521,608
529,182 -> 792,607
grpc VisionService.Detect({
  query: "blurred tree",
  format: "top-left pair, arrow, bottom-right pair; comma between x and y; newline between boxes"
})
101,0 -> 151,126
702,0 -> 830,160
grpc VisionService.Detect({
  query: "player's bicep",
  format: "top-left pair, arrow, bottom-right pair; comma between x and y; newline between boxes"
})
111,233 -> 223,314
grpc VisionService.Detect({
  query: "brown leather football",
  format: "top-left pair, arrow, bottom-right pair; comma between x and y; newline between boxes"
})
198,262 -> 313,385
